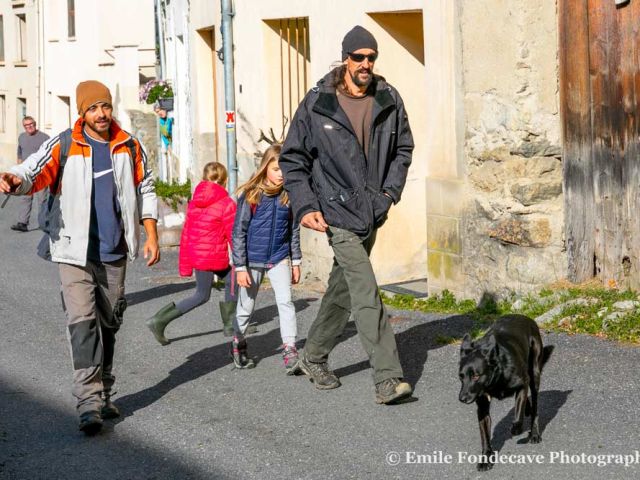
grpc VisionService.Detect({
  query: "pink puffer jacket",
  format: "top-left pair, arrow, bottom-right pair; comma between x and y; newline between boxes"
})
179,181 -> 236,276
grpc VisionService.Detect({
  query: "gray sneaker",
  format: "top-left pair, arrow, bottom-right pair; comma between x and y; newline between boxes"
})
375,378 -> 412,404
288,354 -> 341,390
231,337 -> 255,369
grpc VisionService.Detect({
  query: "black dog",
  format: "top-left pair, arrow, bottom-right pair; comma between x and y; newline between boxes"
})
458,314 -> 554,471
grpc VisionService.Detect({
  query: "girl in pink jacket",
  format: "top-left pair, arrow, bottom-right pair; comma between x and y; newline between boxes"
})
146,162 -> 237,345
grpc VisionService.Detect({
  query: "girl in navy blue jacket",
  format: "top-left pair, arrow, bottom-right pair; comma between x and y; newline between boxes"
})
231,144 -> 302,371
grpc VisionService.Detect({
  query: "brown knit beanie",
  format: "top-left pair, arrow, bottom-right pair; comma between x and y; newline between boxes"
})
76,80 -> 112,115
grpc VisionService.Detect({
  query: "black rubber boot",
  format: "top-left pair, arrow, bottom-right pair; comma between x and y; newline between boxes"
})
218,301 -> 236,337
146,302 -> 182,345
101,393 -> 121,419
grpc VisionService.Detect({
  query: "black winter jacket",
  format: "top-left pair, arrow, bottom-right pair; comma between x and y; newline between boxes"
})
280,69 -> 414,237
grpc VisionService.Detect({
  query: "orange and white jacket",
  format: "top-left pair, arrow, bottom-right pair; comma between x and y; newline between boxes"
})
9,118 -> 158,266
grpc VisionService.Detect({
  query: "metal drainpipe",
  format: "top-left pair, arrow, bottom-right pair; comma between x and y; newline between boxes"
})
221,0 -> 238,196
155,0 -> 167,181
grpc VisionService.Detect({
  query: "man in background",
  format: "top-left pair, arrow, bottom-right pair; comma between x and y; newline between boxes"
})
10,116 -> 49,232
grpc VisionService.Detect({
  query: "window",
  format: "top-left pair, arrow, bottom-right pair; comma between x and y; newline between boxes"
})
16,14 -> 26,62
67,0 -> 75,38
17,97 -> 27,127
0,95 -> 6,132
58,96 -> 71,128
264,18 -> 310,134
0,16 -> 5,62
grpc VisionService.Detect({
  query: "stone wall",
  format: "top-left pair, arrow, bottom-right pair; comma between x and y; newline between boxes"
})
459,0 -> 564,299
127,109 -> 159,175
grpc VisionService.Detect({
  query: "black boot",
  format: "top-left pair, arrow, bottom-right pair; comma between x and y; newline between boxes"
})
101,393 -> 120,419
218,301 -> 236,337
79,411 -> 103,436
146,302 -> 182,345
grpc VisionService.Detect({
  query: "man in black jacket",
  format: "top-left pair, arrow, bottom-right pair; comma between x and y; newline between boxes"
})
280,26 -> 414,404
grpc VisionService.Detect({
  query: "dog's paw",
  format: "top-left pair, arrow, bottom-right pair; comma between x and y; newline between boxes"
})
477,461 -> 494,471
528,432 -> 542,444
511,422 -> 523,436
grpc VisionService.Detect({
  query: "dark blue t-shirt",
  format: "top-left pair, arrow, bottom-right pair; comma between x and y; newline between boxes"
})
85,132 -> 127,262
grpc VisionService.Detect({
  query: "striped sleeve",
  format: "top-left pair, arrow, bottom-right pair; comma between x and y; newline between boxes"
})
132,137 -> 158,221
9,135 -> 61,195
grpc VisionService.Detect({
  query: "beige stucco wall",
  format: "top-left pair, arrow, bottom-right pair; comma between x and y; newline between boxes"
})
41,0 -> 156,136
0,0 -> 41,170
190,0 -> 432,287
0,0 -> 157,171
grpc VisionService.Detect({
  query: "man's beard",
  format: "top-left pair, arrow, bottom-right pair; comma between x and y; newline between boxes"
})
351,68 -> 372,87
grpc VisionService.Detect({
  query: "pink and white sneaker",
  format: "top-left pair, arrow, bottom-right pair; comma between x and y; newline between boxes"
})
282,344 -> 299,372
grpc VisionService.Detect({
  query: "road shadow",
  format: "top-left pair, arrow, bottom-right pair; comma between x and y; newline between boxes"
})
247,297 -> 318,328
115,329 -> 279,421
164,297 -> 317,344
115,297 -> 318,420
490,389 -> 573,451
0,376 -> 218,479
126,281 -> 196,307
333,314 -> 476,388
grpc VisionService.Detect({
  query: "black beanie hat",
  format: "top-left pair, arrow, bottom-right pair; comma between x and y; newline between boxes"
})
341,26 -> 378,61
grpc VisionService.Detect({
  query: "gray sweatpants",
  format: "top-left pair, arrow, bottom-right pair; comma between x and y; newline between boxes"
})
59,258 -> 127,416
234,259 -> 297,345
15,189 -> 47,228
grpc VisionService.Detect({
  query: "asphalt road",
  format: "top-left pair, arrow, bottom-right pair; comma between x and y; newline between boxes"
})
1,197 -> 639,480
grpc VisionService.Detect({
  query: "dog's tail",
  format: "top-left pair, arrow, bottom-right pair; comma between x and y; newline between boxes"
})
541,345 -> 554,369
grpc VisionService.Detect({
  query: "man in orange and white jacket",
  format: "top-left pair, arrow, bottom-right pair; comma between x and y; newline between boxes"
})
0,80 -> 160,435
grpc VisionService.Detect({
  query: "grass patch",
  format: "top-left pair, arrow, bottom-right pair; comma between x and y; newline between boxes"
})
435,334 -> 458,346
380,290 -> 476,314
381,286 -> 640,345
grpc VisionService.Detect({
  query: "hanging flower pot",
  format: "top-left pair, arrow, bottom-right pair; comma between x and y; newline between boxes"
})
158,97 -> 174,111
139,79 -> 174,105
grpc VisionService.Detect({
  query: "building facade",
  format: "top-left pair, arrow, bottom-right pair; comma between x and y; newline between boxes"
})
0,0 -> 157,170
159,0 -> 564,298
160,0 -> 565,299
0,0 -> 41,167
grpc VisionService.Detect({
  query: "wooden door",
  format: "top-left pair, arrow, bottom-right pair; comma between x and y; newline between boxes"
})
560,0 -> 640,288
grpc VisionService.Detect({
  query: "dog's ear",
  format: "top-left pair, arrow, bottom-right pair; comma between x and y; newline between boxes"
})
460,333 -> 473,355
483,335 -> 499,363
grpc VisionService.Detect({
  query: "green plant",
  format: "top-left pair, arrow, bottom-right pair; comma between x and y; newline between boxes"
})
155,179 -> 191,212
139,80 -> 174,105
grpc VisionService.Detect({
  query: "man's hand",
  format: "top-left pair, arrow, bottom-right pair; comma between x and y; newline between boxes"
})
292,265 -> 301,285
237,271 -> 252,288
0,173 -> 22,194
142,218 -> 160,266
144,237 -> 160,266
300,211 -> 328,232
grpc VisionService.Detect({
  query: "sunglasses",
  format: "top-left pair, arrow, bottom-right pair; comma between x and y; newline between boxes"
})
348,52 -> 378,63
23,123 -> 36,128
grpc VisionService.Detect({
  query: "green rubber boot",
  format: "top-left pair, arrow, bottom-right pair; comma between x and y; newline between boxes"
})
219,301 -> 236,337
146,302 -> 182,345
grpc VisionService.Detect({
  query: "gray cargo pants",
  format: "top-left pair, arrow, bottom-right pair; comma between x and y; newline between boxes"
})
303,227 -> 404,384
59,258 -> 127,416
15,189 -> 47,228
